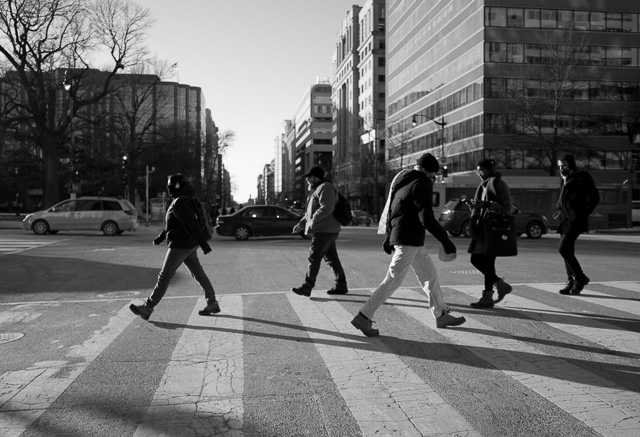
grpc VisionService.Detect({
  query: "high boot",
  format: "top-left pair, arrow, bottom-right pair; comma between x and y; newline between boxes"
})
470,289 -> 495,308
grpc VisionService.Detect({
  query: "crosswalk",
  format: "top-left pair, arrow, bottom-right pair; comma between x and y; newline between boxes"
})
0,236 -> 57,255
1,281 -> 639,436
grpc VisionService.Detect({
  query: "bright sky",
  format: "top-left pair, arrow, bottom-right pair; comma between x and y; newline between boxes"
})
135,0 -> 356,203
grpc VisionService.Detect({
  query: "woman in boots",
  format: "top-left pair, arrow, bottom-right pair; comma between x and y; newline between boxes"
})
467,159 -> 513,308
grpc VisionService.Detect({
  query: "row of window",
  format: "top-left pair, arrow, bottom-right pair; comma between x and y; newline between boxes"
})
485,7 -> 640,33
485,113 -> 639,137
485,78 -> 640,102
485,42 -> 640,67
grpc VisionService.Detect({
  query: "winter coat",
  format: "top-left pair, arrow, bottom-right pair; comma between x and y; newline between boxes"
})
386,169 -> 451,247
468,172 -> 512,255
299,180 -> 341,235
556,170 -> 599,235
155,194 -> 210,252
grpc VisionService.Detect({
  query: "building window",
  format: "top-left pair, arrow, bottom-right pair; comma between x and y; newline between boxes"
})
574,11 -> 590,30
606,47 -> 623,66
524,9 -> 541,28
524,43 -> 541,64
540,9 -> 557,29
590,12 -> 606,31
589,46 -> 603,66
606,12 -> 623,32
558,10 -> 574,29
507,8 -> 524,27
487,7 -> 507,27
378,74 -> 385,82
622,47 -> 638,66
623,13 -> 638,33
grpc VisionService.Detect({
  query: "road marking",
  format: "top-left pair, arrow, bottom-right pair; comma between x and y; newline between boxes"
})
0,304 -> 135,437
391,287 -> 640,437
529,283 -> 640,317
0,237 -> 58,256
133,296 -> 244,437
287,294 -> 480,437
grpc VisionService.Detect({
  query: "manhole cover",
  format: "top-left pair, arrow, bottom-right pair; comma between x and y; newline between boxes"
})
0,332 -> 24,344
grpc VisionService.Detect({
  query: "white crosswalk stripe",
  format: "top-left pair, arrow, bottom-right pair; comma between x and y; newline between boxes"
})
0,237 -> 57,255
0,281 -> 639,436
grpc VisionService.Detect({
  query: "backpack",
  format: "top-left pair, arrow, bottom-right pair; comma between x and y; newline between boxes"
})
333,191 -> 352,226
186,197 -> 213,241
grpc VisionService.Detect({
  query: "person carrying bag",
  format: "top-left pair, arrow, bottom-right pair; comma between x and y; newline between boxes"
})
467,159 -> 516,308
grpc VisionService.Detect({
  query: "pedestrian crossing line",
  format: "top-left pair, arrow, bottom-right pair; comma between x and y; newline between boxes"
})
133,296 -> 244,437
0,238 -> 58,256
528,283 -> 640,317
0,303 -> 135,437
450,285 -> 640,356
603,281 -> 640,293
390,287 -> 640,437
287,294 -> 481,437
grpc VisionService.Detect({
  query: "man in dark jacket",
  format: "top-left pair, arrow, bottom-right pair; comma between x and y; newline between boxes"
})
291,166 -> 347,297
351,153 -> 466,337
556,154 -> 600,295
130,174 -> 220,320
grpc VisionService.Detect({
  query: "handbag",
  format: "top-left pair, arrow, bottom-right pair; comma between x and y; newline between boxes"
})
483,212 -> 518,257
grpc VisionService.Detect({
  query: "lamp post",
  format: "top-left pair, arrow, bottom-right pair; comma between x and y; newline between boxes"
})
146,165 -> 155,227
63,71 -> 75,198
412,113 -> 447,159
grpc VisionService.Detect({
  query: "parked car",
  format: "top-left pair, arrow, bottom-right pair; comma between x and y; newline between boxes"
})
215,205 -> 306,240
438,198 -> 548,239
351,209 -> 372,226
22,196 -> 138,236
633,200 -> 640,226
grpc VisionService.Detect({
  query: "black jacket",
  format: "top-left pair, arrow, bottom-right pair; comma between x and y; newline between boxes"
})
155,195 -> 210,252
386,169 -> 451,248
556,170 -> 600,234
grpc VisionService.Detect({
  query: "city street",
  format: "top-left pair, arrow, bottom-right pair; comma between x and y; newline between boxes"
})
0,225 -> 639,436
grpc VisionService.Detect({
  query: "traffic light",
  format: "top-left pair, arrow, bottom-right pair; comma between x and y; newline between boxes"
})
73,148 -> 84,165
122,155 -> 128,169
442,165 -> 448,178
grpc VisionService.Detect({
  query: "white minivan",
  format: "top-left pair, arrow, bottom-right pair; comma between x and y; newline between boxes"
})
23,197 -> 138,236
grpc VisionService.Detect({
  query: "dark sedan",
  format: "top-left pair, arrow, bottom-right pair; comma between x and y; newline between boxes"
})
215,205 -> 307,240
438,199 -> 549,239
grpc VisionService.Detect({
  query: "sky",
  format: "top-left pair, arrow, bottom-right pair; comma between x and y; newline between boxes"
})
135,0 -> 358,203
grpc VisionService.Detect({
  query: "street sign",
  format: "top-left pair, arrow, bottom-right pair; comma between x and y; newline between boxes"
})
439,156 -> 447,164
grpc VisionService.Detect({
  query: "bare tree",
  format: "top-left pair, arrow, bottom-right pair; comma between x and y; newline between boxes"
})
493,28 -> 591,175
385,117 -> 415,175
0,0 -> 152,207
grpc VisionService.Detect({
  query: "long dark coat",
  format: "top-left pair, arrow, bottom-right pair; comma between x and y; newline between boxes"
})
467,172 -> 512,255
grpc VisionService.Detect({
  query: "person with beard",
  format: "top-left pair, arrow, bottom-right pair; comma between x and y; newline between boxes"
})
129,173 -> 220,320
555,154 -> 599,295
467,159 -> 514,309
351,153 -> 466,337
291,166 -> 348,297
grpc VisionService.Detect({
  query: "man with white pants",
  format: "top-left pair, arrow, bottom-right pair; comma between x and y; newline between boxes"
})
351,153 -> 466,337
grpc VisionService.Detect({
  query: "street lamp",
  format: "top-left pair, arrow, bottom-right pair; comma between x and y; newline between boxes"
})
146,165 -> 155,227
411,113 -> 447,159
63,70 -> 75,197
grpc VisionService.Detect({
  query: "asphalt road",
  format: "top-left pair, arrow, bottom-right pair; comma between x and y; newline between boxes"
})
1,225 -> 639,436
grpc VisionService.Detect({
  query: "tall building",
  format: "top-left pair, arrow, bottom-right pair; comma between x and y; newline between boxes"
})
293,80 -> 334,204
274,120 -> 295,206
386,1 -> 639,207
332,5 -> 362,202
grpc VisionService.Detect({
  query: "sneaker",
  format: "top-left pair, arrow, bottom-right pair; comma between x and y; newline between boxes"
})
129,302 -> 153,321
493,278 -> 513,304
327,286 -> 348,295
351,313 -> 380,337
558,279 -> 574,295
570,275 -> 590,295
198,300 -> 221,316
436,311 -> 466,328
292,284 -> 312,297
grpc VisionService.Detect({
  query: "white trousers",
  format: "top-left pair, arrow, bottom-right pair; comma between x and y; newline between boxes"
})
360,245 -> 449,320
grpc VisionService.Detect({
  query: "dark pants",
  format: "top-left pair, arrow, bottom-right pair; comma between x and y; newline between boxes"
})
558,231 -> 584,280
304,232 -> 346,288
470,253 -> 499,290
148,246 -> 216,307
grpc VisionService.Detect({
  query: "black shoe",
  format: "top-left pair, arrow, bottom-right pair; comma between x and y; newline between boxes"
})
493,278 -> 512,304
351,313 -> 380,337
570,275 -> 590,295
470,298 -> 494,308
327,286 -> 348,295
559,280 -> 574,295
292,284 -> 312,297
198,300 -> 221,316
129,302 -> 153,321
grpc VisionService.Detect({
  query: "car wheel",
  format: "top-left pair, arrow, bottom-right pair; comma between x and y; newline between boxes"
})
32,220 -> 50,235
102,221 -> 119,236
448,230 -> 462,237
526,221 -> 544,239
461,220 -> 471,238
234,225 -> 250,240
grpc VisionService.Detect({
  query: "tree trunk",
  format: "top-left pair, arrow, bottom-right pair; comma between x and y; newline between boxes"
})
41,133 -> 61,208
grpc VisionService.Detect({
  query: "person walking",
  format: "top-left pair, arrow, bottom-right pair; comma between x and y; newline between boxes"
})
467,159 -> 513,308
291,166 -> 348,296
130,173 -> 220,320
555,154 -> 600,295
351,153 -> 466,337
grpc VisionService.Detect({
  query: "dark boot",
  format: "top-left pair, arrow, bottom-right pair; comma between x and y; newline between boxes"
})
493,278 -> 512,304
559,277 -> 574,295
327,281 -> 348,295
570,274 -> 590,295
470,289 -> 495,308
292,283 -> 313,297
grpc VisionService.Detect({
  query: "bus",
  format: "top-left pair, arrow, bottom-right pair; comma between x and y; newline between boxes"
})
432,174 -> 632,230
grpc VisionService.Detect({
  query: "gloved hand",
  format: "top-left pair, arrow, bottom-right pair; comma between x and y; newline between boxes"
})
153,236 -> 164,246
382,238 -> 394,255
443,239 -> 456,255
202,243 -> 212,255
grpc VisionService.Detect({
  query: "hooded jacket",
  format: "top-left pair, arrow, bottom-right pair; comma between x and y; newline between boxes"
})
386,169 -> 451,247
556,170 -> 599,234
155,188 -> 211,252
